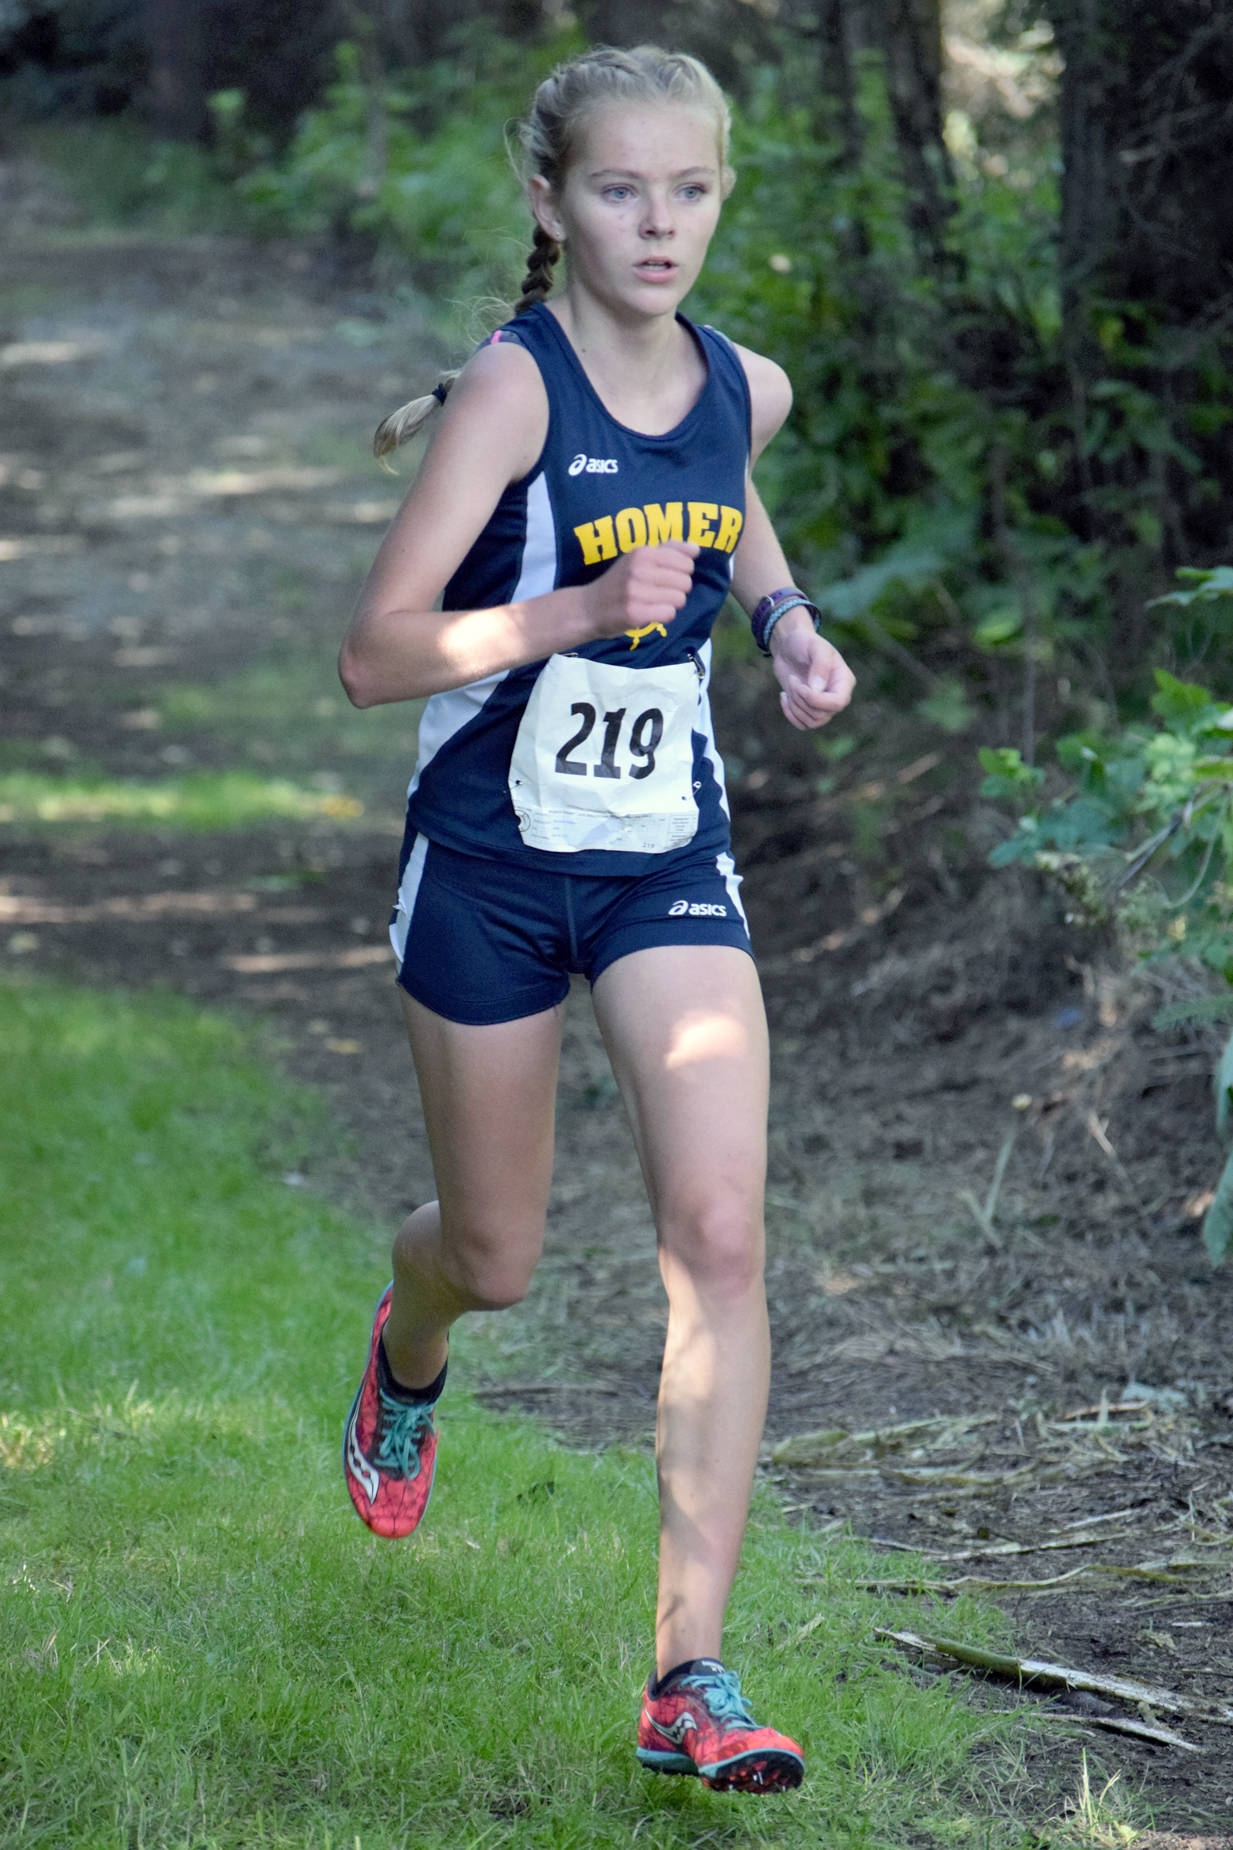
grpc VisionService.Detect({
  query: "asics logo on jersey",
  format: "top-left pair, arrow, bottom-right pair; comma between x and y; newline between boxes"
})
345,1411 -> 379,1505
669,900 -> 728,918
569,453 -> 619,476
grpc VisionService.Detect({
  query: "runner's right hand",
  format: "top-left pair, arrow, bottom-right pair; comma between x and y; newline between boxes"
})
583,542 -> 699,640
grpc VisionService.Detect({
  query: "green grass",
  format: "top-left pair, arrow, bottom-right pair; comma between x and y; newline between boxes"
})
154,652 -> 421,791
0,979 -> 1052,1849
17,118 -> 239,237
0,768 -> 365,829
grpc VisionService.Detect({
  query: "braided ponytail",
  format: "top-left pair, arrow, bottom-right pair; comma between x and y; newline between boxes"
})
514,222 -> 562,318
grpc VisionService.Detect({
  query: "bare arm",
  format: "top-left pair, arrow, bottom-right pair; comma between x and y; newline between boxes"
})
731,345 -> 856,732
339,341 -> 697,707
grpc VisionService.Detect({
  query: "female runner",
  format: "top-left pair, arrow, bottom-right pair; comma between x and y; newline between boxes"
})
339,44 -> 855,1795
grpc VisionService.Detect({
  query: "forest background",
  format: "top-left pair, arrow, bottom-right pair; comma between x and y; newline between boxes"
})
5,5 -> 1233,1840
11,0 -> 1233,1243
7,0 -> 1233,1062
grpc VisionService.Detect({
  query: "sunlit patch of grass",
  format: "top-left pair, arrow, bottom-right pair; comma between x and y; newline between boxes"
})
0,768 -> 363,828
160,667 -> 410,746
156,653 -> 419,760
0,979 -> 1078,1849
148,648 -> 421,807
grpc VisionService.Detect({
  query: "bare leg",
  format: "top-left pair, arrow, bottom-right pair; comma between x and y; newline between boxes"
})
380,990 -> 565,1389
592,946 -> 770,1677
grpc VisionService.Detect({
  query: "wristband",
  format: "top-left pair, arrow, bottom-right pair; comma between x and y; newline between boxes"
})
750,587 -> 822,655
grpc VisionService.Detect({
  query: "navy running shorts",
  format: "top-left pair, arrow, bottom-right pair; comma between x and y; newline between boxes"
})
389,832 -> 753,1025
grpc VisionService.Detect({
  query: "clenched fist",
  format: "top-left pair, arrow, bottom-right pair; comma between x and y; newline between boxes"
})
583,542 -> 699,640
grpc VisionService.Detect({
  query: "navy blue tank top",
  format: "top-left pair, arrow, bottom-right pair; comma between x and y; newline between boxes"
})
404,301 -> 751,875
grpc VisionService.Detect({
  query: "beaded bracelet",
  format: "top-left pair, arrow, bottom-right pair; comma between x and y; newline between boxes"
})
750,587 -> 822,656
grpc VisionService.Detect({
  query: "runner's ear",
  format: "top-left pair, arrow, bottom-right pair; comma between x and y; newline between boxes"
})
529,174 -> 566,245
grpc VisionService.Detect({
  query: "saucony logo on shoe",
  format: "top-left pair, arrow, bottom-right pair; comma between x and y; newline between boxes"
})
653,1709 -> 699,1745
345,1411 -> 379,1505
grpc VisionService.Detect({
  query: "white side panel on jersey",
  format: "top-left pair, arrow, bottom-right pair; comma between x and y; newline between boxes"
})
688,637 -> 745,918
693,636 -> 733,823
390,832 -> 429,970
716,850 -> 748,925
405,470 -> 559,803
509,470 -> 559,604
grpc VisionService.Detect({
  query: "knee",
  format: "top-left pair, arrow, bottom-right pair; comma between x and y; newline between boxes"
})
441,1226 -> 540,1312
660,1198 -> 765,1302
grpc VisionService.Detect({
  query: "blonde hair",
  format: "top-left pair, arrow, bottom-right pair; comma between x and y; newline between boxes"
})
374,45 -> 733,462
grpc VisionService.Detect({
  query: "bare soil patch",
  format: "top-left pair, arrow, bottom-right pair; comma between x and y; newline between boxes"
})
2,154 -> 1231,1838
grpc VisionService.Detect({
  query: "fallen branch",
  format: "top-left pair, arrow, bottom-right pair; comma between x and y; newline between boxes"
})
857,1555 -> 1221,1596
1028,1711 -> 1200,1752
875,1628 -> 1233,1726
864,1531 -> 1131,1562
771,1412 -> 996,1468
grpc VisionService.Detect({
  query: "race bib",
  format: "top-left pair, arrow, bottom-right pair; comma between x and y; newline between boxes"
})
508,653 -> 701,853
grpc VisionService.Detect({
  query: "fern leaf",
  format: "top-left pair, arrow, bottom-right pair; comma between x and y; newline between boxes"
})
1152,995 -> 1233,1030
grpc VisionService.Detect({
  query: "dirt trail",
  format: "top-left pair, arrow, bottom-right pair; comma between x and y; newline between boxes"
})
3,154 -> 1232,1839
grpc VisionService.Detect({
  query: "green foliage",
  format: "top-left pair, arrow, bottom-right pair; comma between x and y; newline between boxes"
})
701,58 -> 993,569
982,568 -> 1233,1261
233,30 -> 578,308
982,661 -> 1233,971
24,116 -> 238,232
978,747 -> 1045,801
24,22 -> 1233,726
189,22 -> 1115,720
1150,564 -> 1233,609
686,42 -> 1148,737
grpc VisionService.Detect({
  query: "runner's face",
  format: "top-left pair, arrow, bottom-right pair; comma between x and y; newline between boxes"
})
537,102 -> 724,318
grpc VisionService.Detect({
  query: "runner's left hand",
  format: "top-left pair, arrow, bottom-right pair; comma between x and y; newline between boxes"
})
771,622 -> 855,731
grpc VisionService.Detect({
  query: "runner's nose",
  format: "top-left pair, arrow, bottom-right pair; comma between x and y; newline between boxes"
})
640,195 -> 674,239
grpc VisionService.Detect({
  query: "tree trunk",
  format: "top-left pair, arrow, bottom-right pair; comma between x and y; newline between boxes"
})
1049,0 -> 1233,328
816,0 -> 953,259
1047,0 -> 1233,606
143,0 -> 208,142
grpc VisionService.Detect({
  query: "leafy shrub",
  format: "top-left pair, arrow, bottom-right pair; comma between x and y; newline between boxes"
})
980,567 -> 1233,1261
233,30 -> 577,308
687,44 -> 1129,738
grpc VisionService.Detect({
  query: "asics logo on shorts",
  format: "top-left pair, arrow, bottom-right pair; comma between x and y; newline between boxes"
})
569,453 -> 619,476
669,899 -> 728,918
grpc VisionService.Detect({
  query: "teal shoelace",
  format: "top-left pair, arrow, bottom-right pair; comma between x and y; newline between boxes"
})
373,1388 -> 434,1481
679,1668 -> 754,1726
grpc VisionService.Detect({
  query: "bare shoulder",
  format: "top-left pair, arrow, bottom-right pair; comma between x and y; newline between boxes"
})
356,333 -> 550,618
437,335 -> 549,478
731,342 -> 793,459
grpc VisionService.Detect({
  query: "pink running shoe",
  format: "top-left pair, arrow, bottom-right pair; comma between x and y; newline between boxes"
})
342,1283 -> 440,1539
637,1660 -> 804,1793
